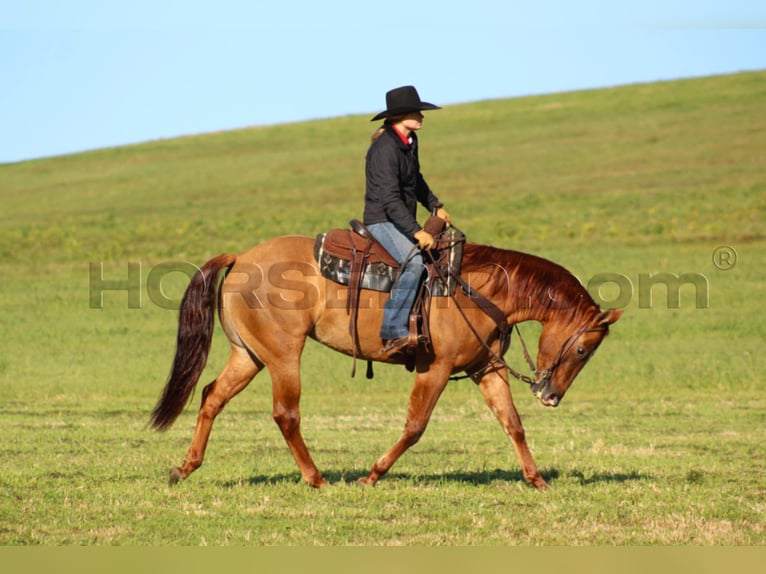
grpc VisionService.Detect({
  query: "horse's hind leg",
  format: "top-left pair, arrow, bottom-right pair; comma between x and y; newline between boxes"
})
475,370 -> 549,489
169,345 -> 260,485
269,360 -> 328,488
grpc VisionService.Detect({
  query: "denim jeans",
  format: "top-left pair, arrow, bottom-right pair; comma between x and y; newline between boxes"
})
367,222 -> 424,340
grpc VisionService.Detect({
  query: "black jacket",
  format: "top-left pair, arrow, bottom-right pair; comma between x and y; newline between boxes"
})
363,125 -> 442,237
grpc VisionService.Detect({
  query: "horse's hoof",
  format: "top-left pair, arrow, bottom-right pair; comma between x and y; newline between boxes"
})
356,476 -> 376,487
168,467 -> 183,486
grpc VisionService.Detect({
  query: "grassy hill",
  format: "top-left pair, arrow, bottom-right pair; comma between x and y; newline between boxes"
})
2,71 -> 763,264
0,71 -> 764,545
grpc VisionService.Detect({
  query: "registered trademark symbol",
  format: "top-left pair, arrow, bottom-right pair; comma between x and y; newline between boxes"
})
712,246 -> 737,271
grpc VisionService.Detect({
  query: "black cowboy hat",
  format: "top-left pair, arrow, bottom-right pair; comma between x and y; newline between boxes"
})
371,85 -> 441,121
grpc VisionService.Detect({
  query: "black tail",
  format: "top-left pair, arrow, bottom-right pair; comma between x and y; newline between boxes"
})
150,253 -> 236,430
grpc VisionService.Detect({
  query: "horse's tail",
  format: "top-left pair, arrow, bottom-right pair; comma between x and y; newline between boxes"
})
150,253 -> 237,431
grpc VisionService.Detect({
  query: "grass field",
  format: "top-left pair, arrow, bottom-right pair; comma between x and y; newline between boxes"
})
1,71 -> 765,545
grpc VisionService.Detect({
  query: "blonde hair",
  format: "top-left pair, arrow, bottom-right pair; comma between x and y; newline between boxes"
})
371,125 -> 386,143
370,116 -> 406,143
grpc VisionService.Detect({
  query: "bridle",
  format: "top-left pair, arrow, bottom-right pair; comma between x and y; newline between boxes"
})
461,320 -> 607,390
527,324 -> 608,393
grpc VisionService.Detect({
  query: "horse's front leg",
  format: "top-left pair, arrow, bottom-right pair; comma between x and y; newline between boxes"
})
475,370 -> 549,489
359,362 -> 452,486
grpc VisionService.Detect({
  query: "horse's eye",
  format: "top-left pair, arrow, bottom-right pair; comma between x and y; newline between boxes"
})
576,347 -> 586,357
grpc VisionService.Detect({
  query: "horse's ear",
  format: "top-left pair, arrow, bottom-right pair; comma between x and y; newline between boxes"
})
597,308 -> 623,326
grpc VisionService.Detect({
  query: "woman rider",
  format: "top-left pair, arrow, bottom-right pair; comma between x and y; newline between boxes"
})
363,85 -> 452,357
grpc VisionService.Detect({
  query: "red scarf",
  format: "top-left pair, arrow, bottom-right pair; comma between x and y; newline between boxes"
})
391,125 -> 412,147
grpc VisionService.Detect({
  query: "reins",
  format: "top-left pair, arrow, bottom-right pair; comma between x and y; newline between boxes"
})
421,242 -> 538,386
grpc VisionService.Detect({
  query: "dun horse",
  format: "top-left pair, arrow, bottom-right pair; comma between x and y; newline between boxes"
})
150,235 -> 622,489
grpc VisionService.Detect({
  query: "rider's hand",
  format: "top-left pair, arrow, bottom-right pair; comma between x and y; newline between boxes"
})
435,207 -> 452,225
414,230 -> 436,250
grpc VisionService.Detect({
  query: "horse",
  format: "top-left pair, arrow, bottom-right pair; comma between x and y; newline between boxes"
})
150,235 -> 622,489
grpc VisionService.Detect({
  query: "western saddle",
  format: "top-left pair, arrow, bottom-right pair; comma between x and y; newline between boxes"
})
314,217 -> 465,376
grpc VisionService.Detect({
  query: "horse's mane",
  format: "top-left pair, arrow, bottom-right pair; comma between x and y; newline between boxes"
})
460,243 -> 597,320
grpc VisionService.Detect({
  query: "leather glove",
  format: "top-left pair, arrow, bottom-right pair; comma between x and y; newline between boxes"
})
414,230 -> 436,250
435,207 -> 452,225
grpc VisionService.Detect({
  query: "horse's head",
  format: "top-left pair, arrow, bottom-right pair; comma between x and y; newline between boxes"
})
531,308 -> 623,407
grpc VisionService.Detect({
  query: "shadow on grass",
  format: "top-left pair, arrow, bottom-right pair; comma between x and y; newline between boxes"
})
224,468 -> 534,487
221,467 -> 650,488
565,469 -> 650,485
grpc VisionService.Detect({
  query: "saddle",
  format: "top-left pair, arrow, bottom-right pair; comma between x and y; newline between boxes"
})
314,217 -> 466,376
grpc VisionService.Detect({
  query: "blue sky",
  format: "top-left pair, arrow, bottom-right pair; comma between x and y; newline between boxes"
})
2,1 -> 765,164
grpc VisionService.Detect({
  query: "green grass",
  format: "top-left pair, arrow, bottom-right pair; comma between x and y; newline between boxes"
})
1,71 -> 765,545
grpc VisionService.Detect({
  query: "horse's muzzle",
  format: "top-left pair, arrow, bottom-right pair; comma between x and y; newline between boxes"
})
531,374 -> 560,407
539,393 -> 560,407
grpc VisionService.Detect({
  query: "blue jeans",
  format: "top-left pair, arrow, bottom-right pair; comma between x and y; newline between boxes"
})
367,222 -> 424,340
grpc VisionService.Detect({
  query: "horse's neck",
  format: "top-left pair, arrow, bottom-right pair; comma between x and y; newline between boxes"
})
505,280 -> 595,329
462,246 -> 596,330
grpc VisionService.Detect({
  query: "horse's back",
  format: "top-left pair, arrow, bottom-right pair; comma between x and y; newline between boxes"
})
235,234 -> 316,266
